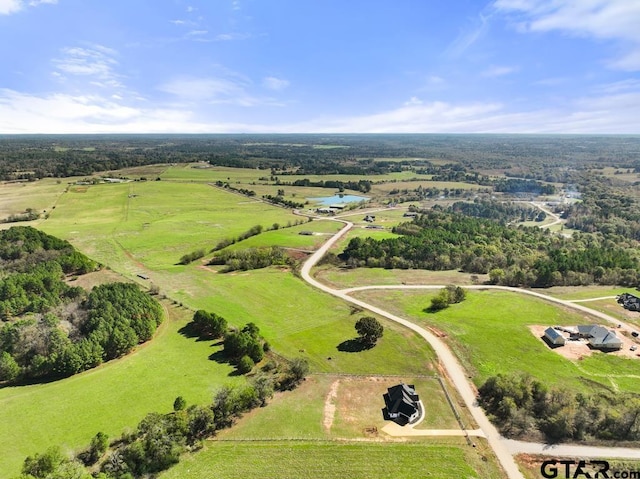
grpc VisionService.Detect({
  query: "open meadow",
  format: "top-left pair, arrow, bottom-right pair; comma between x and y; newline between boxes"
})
0,174 -> 455,477
159,375 -> 504,479
0,302 -> 240,476
351,289 -> 640,394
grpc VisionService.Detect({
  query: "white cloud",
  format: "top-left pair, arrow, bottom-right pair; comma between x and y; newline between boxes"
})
494,0 -> 640,70
2,78 -> 640,134
53,45 -> 119,79
0,0 -> 21,14
262,76 -> 289,91
0,0 -> 56,14
404,97 -> 423,106
215,32 -> 251,41
481,65 -> 518,77
0,89 -> 200,133
187,30 -> 208,36
159,77 -> 245,101
445,9 -> 493,58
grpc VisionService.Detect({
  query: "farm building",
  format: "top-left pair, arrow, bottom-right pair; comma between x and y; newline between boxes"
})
617,293 -> 640,312
382,383 -> 421,426
574,325 -> 623,350
544,327 -> 566,346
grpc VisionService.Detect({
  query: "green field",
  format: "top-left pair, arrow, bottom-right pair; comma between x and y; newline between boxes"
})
40,181 -> 300,273
315,266 -> 486,290
0,178 -> 69,225
0,303 -> 240,476
352,289 -> 640,394
216,375 -> 466,442
160,441 -> 504,479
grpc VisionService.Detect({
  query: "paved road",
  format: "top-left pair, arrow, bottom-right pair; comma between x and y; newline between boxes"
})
299,216 -> 640,478
502,439 -> 640,459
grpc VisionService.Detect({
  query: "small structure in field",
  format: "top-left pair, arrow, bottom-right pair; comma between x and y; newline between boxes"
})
363,215 -> 376,222
544,327 -> 566,346
382,383 -> 421,426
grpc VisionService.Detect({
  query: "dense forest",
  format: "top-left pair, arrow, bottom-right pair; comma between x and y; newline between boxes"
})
339,211 -> 639,287
0,227 -> 163,382
1,134 -> 639,181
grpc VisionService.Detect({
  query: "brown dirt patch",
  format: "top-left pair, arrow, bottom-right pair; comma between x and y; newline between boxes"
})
323,379 -> 340,433
66,269 -> 130,290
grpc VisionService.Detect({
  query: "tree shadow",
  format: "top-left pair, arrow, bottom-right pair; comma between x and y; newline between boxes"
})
337,338 -> 373,353
177,322 -> 218,342
207,349 -> 243,376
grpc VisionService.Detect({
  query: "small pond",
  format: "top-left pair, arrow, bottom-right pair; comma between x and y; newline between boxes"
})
308,194 -> 370,206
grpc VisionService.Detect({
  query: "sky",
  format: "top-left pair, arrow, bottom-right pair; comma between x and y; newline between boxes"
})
1,0 -> 640,134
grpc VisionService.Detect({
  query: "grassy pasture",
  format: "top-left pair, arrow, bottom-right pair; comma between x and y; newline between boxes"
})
164,371 -> 501,479
0,178 -> 68,224
222,220 -> 342,252
371,180 -> 484,194
0,303 -> 240,477
351,289 -> 640,394
160,440 -> 505,479
314,266 -> 487,290
166,268 -> 437,375
40,181 -> 300,272
211,375 -> 463,441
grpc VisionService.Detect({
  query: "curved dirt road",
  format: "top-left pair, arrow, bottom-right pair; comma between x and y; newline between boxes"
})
300,216 -> 640,479
300,219 -> 526,479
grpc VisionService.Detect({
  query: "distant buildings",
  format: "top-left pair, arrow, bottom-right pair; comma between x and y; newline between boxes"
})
617,293 -> 640,312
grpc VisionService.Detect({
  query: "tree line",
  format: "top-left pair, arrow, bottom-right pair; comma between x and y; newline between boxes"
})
339,210 -> 639,287
479,373 -> 640,442
208,247 -> 293,272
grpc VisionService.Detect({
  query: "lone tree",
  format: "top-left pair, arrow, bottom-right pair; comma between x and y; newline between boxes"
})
355,316 -> 383,347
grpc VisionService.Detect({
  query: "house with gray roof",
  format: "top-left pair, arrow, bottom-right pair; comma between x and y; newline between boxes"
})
382,383 -> 421,426
544,327 -> 566,346
574,325 -> 622,350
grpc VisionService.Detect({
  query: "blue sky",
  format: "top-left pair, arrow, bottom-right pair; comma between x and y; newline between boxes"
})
1,0 -> 639,133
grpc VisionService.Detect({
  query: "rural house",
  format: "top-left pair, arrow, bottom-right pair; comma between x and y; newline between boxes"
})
382,383 -> 421,426
617,293 -> 640,312
574,325 -> 623,350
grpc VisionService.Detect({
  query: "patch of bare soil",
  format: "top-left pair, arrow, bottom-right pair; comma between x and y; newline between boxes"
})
65,269 -> 129,290
529,325 -> 640,360
323,379 -> 340,433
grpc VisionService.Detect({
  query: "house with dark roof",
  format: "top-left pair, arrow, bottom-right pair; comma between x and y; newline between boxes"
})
618,293 -> 640,312
544,327 -> 566,346
382,383 -> 421,426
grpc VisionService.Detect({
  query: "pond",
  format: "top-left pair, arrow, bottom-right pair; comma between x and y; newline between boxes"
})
308,194 -> 370,206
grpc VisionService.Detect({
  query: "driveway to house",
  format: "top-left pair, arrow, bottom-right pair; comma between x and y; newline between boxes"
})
300,216 -> 640,479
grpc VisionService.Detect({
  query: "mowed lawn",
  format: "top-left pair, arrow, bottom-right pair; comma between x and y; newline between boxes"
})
160,441 -> 504,479
352,289 -> 640,394
0,303 -> 240,477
